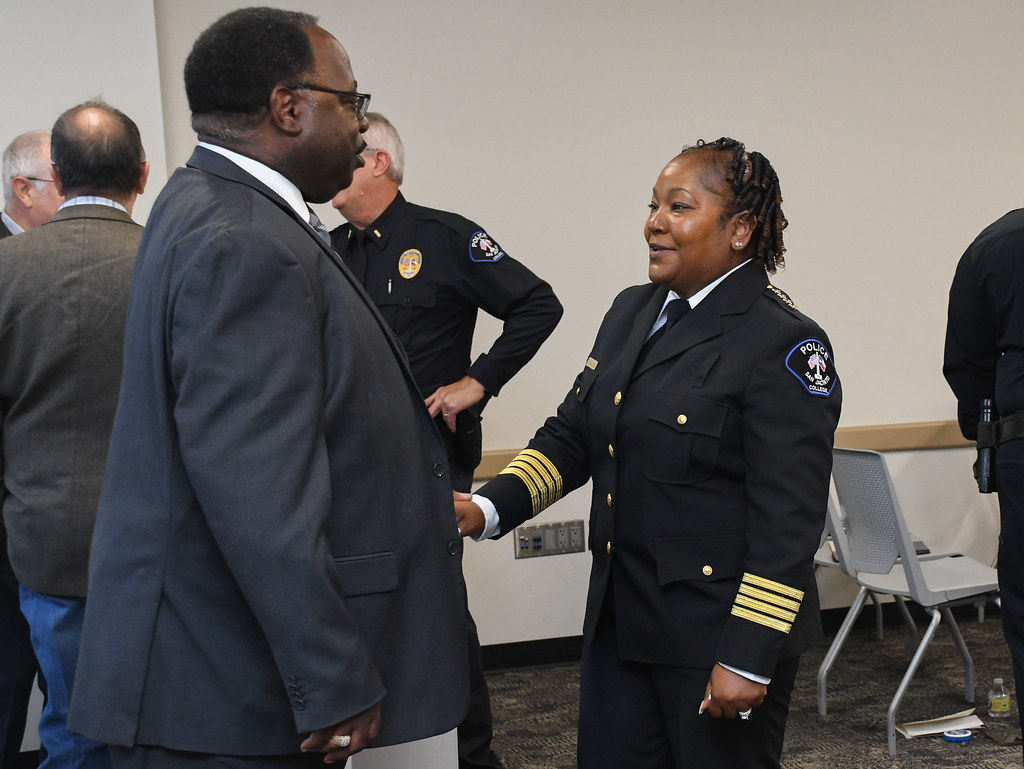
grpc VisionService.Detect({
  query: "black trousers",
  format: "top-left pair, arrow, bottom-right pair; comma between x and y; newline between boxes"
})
578,611 -> 798,769
996,438 -> 1024,749
438,422 -> 501,769
0,570 -> 40,768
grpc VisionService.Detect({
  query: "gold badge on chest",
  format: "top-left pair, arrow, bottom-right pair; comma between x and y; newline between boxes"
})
398,249 -> 422,279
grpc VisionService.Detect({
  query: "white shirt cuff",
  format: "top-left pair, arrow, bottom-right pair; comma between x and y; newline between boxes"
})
470,494 -> 501,540
719,662 -> 771,685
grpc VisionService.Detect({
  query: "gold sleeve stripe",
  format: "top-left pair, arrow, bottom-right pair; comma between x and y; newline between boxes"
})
731,606 -> 793,634
737,584 -> 802,613
733,593 -> 797,624
499,466 -> 543,515
742,572 -> 804,601
498,448 -> 563,518
514,451 -> 561,510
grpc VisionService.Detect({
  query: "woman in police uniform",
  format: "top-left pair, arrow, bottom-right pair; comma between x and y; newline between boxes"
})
457,138 -> 841,768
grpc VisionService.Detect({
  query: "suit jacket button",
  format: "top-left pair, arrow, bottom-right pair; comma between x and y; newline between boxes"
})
607,444 -> 615,458
606,493 -> 613,507
433,462 -> 445,477
293,700 -> 306,711
614,391 -> 622,406
677,414 -> 688,425
702,565 -> 713,576
447,540 -> 460,556
606,541 -> 612,555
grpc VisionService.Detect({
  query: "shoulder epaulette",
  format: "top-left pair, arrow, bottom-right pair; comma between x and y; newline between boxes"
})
765,284 -> 798,310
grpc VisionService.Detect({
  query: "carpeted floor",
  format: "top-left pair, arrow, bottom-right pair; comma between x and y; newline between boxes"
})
486,611 -> 1022,768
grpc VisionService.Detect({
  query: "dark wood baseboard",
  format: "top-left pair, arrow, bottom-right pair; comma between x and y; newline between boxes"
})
481,635 -> 584,672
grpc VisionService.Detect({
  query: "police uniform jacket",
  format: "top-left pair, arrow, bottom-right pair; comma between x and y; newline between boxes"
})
330,192 -> 562,398
479,261 -> 841,677
944,208 -> 1024,437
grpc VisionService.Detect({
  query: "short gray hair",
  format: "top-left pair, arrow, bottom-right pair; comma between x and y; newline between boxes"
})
363,113 -> 405,185
2,130 -> 51,203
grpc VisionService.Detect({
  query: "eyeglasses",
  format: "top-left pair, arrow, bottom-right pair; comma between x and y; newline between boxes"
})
288,84 -> 371,119
23,176 -> 55,184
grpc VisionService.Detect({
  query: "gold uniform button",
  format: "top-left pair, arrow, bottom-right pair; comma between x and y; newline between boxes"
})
608,444 -> 615,458
606,541 -> 612,555
702,565 -> 713,576
677,414 -> 688,425
614,391 -> 622,406
576,386 -> 580,395
606,493 -> 613,507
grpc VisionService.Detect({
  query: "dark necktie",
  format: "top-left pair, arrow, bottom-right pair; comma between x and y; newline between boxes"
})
308,209 -> 331,244
345,229 -> 369,285
636,297 -> 690,369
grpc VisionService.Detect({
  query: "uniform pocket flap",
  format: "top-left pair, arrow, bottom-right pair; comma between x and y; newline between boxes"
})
334,551 -> 398,597
654,534 -> 746,586
649,395 -> 728,437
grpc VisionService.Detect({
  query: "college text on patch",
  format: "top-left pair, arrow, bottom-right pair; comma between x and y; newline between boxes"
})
785,338 -> 836,397
469,231 -> 505,262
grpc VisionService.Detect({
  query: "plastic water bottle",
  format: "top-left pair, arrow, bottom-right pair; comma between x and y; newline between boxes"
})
988,678 -> 1011,718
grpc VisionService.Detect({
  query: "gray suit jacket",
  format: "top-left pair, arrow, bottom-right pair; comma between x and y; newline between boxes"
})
0,204 -> 141,596
69,148 -> 469,755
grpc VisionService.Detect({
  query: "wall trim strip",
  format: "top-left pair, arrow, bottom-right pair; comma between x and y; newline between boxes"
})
474,420 -> 972,481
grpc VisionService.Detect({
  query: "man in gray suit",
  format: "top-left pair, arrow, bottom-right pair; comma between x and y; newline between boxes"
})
0,130 -> 64,238
68,8 -> 469,768
0,101 -> 148,769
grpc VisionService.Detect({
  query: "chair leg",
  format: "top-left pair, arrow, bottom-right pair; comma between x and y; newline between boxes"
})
940,606 -> 975,702
894,596 -> 919,645
887,608 -> 943,756
869,590 -> 884,640
817,587 -> 869,716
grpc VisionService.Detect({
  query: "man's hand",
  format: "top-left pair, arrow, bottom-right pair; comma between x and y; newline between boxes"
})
425,376 -> 485,432
454,491 -> 485,538
301,701 -> 382,763
697,664 -> 767,719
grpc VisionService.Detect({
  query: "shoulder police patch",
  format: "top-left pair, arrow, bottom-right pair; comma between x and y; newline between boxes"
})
785,338 -> 836,397
469,231 -> 505,262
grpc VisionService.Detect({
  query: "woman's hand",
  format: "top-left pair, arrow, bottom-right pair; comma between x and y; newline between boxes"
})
453,491 -> 485,538
697,664 -> 766,719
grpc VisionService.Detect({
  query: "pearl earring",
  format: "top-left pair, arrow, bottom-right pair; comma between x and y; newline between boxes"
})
734,242 -> 743,249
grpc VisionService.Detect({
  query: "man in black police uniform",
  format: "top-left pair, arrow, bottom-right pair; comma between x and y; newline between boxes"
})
330,112 -> 563,769
944,207 -> 1024,750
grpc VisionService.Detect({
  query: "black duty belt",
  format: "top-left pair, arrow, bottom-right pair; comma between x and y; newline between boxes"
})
980,412 -> 1024,449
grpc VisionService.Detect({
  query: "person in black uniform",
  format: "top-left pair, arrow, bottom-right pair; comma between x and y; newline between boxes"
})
944,208 -> 1024,750
330,113 -> 563,769
456,138 -> 841,769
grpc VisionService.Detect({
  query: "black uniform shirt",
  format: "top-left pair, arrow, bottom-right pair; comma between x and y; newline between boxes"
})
944,208 -> 1024,437
331,192 -> 562,398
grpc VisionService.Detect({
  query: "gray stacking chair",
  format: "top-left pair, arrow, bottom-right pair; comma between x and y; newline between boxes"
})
814,491 -> 919,716
829,447 -> 1000,755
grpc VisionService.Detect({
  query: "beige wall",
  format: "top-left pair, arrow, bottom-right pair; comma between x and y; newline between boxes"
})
0,2 -> 169,222
2,0 -> 1017,647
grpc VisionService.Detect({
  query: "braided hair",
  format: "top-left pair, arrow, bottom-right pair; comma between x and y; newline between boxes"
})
679,138 -> 788,273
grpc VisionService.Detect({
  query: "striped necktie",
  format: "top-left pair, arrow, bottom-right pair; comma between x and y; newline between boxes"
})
308,209 -> 331,244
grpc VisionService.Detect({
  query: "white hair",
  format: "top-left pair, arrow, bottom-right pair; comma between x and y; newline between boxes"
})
2,130 -> 51,204
362,113 -> 405,185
